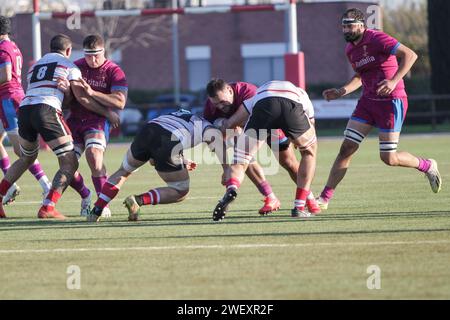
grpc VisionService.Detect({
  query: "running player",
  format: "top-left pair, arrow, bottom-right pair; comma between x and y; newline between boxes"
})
317,8 -> 441,210
0,35 -> 114,218
66,34 -> 128,217
212,80 -> 318,221
87,109 -> 226,222
206,79 -> 320,215
0,15 -> 51,207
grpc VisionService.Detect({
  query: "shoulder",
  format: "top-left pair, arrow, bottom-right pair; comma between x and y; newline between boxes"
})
234,81 -> 257,92
106,60 -> 125,73
74,58 -> 85,68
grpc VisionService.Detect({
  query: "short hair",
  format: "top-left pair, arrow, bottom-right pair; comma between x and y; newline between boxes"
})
50,34 -> 72,53
0,16 -> 11,36
83,34 -> 104,49
206,78 -> 228,98
342,8 -> 366,23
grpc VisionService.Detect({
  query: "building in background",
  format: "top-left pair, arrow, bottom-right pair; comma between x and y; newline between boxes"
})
10,1 -> 378,95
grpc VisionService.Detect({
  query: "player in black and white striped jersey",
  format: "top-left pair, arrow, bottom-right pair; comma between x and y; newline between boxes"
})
87,109 -> 227,222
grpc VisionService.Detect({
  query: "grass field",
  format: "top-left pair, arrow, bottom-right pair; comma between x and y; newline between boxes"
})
0,134 -> 449,300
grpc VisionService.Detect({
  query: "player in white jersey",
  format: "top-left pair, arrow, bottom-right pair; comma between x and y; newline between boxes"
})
0,34 -> 119,219
212,80 -> 318,221
87,109 -> 226,222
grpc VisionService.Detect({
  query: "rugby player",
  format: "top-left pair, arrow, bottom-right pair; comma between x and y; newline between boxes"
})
0,15 -> 52,207
66,34 -> 128,217
317,8 -> 441,210
87,109 -> 226,222
212,80 -> 318,221
205,79 -> 320,215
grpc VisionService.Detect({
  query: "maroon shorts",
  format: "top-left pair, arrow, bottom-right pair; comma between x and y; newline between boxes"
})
66,117 -> 110,145
351,97 -> 408,133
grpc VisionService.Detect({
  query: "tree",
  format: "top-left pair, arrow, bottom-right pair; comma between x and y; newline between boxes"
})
383,0 -> 429,77
428,0 -> 450,94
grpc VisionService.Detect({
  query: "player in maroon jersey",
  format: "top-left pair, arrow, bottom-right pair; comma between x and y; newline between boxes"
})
0,15 -> 52,214
65,34 -> 128,218
317,8 -> 441,210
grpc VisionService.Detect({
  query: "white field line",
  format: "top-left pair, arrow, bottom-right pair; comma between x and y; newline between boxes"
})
0,240 -> 449,254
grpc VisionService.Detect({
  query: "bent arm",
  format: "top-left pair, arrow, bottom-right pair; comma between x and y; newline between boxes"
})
70,80 -> 110,117
91,89 -> 127,110
391,44 -> 418,83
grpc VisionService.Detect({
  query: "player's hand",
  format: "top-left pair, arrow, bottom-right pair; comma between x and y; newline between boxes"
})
79,77 -> 95,96
107,110 -> 120,129
376,79 -> 397,96
322,88 -> 345,101
183,158 -> 197,171
56,77 -> 70,93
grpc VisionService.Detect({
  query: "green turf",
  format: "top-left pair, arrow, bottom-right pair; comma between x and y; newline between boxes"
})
0,134 -> 449,299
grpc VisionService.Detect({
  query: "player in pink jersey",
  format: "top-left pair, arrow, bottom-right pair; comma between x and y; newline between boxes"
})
0,16 -> 52,214
205,79 -> 320,215
65,35 -> 128,217
317,8 -> 442,210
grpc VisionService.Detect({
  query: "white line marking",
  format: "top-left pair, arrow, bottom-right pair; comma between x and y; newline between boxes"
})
1,240 -> 449,254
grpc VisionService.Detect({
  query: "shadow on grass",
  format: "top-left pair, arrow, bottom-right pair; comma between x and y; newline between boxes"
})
0,210 -> 449,233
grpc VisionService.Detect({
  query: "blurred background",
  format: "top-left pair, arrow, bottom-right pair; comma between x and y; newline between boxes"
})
2,0 -> 448,137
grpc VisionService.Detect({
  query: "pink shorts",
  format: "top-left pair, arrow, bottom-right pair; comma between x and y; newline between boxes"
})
66,117 -> 110,145
351,97 -> 408,132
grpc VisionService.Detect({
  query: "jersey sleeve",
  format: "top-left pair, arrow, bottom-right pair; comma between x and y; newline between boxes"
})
0,50 -> 11,68
239,83 -> 257,101
374,31 -> 401,56
68,66 -> 82,81
110,66 -> 128,92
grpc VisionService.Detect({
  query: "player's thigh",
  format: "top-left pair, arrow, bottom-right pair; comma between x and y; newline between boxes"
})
341,119 -> 373,154
84,131 -> 107,154
378,131 -> 400,155
157,168 -> 189,184
120,148 -> 147,174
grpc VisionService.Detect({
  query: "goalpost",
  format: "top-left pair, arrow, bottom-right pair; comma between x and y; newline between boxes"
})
31,0 -> 305,95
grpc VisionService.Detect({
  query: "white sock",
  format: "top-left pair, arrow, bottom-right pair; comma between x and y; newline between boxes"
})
39,176 -> 51,193
267,192 -> 276,200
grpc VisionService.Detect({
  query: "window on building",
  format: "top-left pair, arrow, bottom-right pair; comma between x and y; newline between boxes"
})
185,45 -> 211,92
241,43 -> 289,86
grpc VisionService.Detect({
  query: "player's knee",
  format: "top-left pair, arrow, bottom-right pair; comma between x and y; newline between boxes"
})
280,155 -> 298,172
85,148 -> 104,172
380,152 -> 399,166
19,144 -> 39,163
167,179 -> 190,201
59,152 -> 79,173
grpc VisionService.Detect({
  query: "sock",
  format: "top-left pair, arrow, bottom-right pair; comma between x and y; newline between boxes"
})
136,189 -> 161,206
70,172 -> 91,199
94,181 -> 119,209
294,188 -> 309,210
320,186 -> 335,202
28,161 -> 51,192
0,157 -> 10,175
417,158 -> 431,173
226,178 -> 241,192
307,191 -> 315,200
43,189 -> 61,208
0,179 -> 12,198
92,175 -> 108,196
257,181 -> 275,199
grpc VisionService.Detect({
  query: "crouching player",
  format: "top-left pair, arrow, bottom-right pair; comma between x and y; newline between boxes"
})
87,109 -> 226,222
